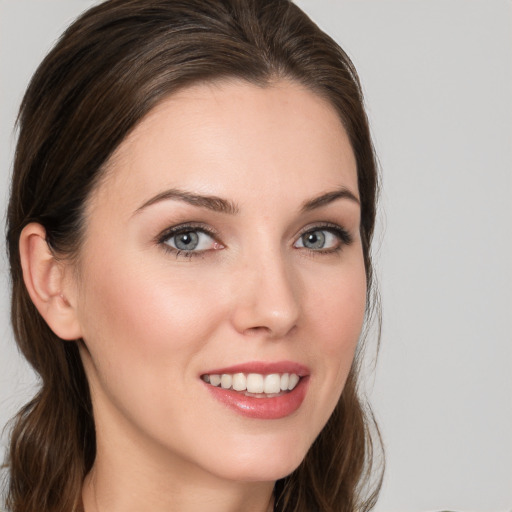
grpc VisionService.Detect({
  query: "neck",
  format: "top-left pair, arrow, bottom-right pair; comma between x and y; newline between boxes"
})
82,460 -> 275,512
81,420 -> 275,512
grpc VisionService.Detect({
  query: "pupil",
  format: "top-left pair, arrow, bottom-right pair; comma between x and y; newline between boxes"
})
175,231 -> 199,250
303,230 -> 325,249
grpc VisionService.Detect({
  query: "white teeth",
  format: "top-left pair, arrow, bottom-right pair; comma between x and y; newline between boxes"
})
202,372 -> 301,394
246,373 -> 264,393
209,374 -> 221,387
220,374 -> 232,389
280,373 -> 289,391
288,373 -> 300,391
232,372 -> 246,391
264,374 -> 281,394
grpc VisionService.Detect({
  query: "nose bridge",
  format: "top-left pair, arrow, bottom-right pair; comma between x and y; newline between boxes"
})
231,241 -> 301,338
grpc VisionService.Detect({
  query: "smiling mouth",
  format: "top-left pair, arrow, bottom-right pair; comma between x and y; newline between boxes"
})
201,372 -> 301,397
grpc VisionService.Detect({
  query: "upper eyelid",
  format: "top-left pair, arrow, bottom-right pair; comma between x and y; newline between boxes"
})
296,223 -> 353,246
157,222 -> 218,242
297,221 -> 343,233
296,222 -> 351,237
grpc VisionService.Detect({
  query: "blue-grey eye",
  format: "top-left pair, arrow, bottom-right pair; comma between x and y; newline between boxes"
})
294,229 -> 340,250
174,231 -> 199,250
302,230 -> 325,249
165,230 -> 215,251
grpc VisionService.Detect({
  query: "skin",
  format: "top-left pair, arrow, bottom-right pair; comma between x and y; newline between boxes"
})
25,79 -> 367,511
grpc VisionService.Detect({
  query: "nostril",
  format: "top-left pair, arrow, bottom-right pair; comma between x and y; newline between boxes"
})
243,323 -> 297,339
243,325 -> 273,336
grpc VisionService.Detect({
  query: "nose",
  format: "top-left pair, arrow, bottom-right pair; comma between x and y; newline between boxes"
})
230,250 -> 301,339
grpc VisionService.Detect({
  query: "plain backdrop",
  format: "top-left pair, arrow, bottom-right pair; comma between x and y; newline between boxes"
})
0,1 -> 511,511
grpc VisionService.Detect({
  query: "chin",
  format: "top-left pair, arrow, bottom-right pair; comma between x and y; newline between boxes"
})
197,433 -> 311,483
211,457 -> 304,483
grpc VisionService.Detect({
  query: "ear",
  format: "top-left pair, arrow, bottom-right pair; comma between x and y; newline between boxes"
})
19,223 -> 82,340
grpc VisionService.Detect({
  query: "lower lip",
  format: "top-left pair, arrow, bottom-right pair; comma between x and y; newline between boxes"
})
203,377 -> 309,419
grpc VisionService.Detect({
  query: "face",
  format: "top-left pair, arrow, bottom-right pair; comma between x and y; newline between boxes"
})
72,79 -> 366,483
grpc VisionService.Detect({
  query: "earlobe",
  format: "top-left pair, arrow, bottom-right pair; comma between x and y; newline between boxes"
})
19,223 -> 82,340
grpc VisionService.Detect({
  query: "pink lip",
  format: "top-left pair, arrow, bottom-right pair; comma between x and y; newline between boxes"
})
202,360 -> 310,377
201,360 -> 310,420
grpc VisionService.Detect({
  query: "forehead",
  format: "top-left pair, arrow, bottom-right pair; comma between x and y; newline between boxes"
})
91,79 -> 358,214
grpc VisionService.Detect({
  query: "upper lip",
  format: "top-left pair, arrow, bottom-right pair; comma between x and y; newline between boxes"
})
201,360 -> 310,377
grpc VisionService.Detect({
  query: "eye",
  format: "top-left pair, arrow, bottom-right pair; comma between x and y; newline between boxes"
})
166,230 -> 211,251
294,225 -> 352,252
158,224 -> 222,257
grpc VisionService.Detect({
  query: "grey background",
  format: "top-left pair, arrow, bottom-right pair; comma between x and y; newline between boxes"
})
1,1 -> 511,511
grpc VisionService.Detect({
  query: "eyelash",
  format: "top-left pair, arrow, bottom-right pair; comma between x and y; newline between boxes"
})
157,223 -> 219,259
156,222 -> 353,259
296,223 -> 353,256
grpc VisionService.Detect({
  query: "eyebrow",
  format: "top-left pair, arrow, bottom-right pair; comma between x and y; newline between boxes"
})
134,188 -> 240,215
300,187 -> 360,212
134,185 -> 359,216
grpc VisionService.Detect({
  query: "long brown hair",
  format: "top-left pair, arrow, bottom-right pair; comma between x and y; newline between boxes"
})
4,1 -> 383,510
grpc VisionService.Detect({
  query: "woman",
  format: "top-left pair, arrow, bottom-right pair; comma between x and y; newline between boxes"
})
4,0 -> 383,510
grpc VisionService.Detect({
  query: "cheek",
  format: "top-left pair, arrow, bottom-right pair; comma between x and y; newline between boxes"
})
77,251 -> 227,376
76,251 -> 236,444
302,254 -> 367,384
310,263 -> 366,341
